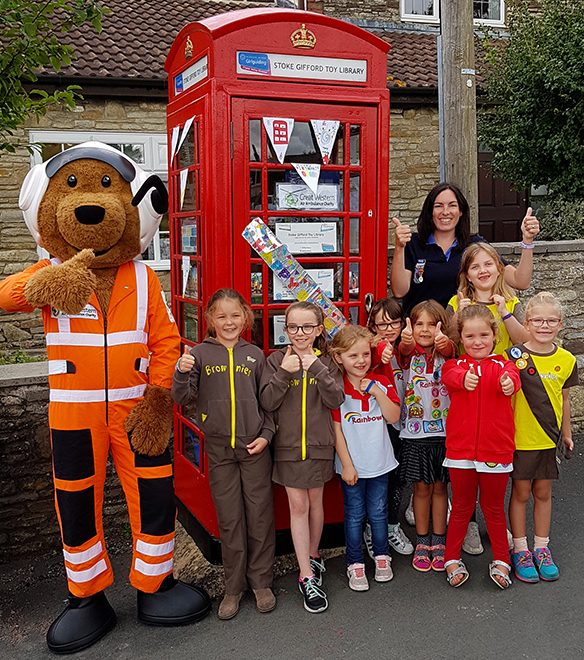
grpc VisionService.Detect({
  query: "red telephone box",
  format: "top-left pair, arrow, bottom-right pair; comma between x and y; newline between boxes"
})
165,8 -> 390,562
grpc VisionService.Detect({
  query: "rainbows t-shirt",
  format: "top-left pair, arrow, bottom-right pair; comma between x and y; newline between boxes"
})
332,373 -> 399,479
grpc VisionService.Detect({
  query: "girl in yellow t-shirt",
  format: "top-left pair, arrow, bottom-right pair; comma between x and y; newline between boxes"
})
448,242 -> 529,356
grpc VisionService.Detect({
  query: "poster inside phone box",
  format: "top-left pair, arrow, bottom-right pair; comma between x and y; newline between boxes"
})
165,8 -> 390,562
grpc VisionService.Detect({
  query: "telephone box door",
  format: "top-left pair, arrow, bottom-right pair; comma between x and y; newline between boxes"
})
232,98 -> 382,334
232,98 -> 383,536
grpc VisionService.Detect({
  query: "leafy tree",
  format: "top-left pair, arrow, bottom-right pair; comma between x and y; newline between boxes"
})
479,0 -> 584,198
0,0 -> 107,152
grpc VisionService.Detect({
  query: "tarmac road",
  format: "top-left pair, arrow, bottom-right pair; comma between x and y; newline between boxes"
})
2,452 -> 584,660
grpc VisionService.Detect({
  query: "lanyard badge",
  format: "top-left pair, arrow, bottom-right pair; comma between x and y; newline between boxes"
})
413,259 -> 426,284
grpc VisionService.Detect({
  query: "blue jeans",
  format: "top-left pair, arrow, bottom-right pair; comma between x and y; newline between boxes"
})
341,473 -> 389,565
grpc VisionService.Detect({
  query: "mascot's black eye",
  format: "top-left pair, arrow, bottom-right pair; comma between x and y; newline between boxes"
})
101,175 -> 111,188
67,175 -> 77,188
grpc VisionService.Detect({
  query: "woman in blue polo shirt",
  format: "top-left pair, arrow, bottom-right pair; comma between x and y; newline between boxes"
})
390,182 -> 539,315
389,182 -> 539,554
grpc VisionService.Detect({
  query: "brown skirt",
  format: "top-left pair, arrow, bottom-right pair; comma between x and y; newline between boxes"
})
512,448 -> 558,480
272,457 -> 334,489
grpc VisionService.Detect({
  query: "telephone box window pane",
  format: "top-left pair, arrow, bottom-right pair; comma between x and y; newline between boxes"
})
350,173 -> 360,212
264,310 -> 291,349
269,217 -> 343,256
180,218 -> 198,255
329,124 -> 344,165
251,315 -> 265,349
268,170 -> 343,210
182,171 -> 198,212
349,263 -> 360,300
178,125 -> 196,168
269,262 -> 336,303
268,122 -> 318,163
249,170 -> 262,210
251,265 -> 262,305
249,120 -> 261,162
350,217 -> 360,255
184,262 -> 198,300
183,304 -> 199,342
350,125 -> 360,165
183,427 -> 201,469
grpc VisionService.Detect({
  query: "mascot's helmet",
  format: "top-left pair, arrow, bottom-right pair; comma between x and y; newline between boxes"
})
18,141 -> 167,253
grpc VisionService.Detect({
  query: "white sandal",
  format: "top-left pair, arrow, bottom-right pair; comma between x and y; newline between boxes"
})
489,560 -> 512,590
445,559 -> 469,588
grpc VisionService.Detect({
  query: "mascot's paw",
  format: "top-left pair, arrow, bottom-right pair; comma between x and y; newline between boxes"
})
126,385 -> 173,456
24,249 -> 97,315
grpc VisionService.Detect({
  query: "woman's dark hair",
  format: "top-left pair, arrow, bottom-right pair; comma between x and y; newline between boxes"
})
417,182 -> 471,248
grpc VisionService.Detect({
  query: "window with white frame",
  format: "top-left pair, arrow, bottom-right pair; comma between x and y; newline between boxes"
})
400,1 -> 505,26
28,130 -> 170,270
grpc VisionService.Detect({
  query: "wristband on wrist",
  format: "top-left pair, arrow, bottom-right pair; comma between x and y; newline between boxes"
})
365,380 -> 375,393
520,241 -> 535,250
501,312 -> 513,321
176,357 -> 186,373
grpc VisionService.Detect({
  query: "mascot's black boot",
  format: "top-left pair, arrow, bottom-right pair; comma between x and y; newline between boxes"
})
137,574 -> 211,626
46,591 -> 117,655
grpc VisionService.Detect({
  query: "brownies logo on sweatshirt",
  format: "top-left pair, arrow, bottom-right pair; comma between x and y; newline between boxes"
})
344,411 -> 383,424
204,363 -> 253,377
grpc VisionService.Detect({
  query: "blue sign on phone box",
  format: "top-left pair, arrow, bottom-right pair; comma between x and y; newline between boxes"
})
238,51 -> 271,75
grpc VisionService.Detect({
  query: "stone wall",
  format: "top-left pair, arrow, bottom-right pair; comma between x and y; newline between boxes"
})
0,362 -> 130,562
2,242 -> 583,561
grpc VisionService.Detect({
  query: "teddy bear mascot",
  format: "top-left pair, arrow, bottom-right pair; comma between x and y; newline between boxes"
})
0,142 -> 211,654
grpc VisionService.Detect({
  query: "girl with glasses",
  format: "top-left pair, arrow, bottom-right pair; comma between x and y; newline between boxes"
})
507,292 -> 578,584
259,302 -> 344,614
365,298 -> 414,557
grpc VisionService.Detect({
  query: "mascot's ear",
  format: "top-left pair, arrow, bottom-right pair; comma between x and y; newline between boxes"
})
130,173 -> 168,253
18,162 -> 50,246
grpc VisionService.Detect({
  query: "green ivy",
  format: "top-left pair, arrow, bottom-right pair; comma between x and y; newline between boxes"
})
538,196 -> 584,241
0,349 -> 45,365
479,0 -> 584,200
0,1 -> 108,152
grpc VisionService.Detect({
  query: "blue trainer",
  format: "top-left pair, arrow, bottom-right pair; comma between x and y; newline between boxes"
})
511,550 -> 539,583
532,547 -> 560,581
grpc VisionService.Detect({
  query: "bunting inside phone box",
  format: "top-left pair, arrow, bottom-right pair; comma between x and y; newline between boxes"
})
0,142 -> 210,654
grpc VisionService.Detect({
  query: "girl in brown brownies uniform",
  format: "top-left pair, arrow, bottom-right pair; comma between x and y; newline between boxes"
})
260,302 -> 344,614
172,288 -> 276,621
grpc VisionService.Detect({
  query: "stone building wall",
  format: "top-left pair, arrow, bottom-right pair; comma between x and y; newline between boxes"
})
1,243 -> 583,561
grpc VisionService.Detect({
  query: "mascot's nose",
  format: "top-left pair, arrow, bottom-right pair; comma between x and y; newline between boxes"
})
75,205 -> 105,225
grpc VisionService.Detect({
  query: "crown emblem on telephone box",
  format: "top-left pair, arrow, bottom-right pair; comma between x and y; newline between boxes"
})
185,36 -> 193,59
290,24 -> 316,49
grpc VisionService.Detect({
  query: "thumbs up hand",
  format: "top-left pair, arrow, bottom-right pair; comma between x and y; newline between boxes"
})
521,206 -> 540,243
500,371 -> 515,396
381,342 -> 393,364
457,291 -> 471,311
464,363 -> 480,391
281,345 -> 301,373
491,294 -> 507,317
434,321 -> 449,351
392,216 -> 412,249
401,317 -> 414,348
177,345 -> 195,373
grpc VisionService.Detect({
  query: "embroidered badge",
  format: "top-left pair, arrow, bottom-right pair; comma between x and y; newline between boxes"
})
516,358 -> 527,370
431,409 -> 442,419
423,419 -> 444,434
413,259 -> 426,284
509,346 -> 522,359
